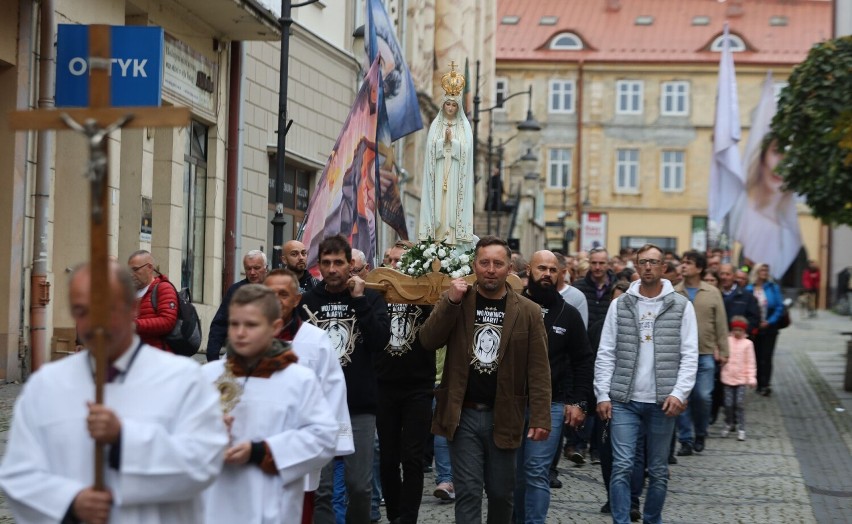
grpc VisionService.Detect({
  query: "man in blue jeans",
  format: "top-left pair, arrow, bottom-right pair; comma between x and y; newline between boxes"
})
595,244 -> 698,524
514,250 -> 594,524
674,251 -> 729,456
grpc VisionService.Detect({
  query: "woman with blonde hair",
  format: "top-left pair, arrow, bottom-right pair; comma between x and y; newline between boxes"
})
744,263 -> 784,396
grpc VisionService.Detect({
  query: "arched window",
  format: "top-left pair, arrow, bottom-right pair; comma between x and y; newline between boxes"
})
550,32 -> 583,51
710,33 -> 746,52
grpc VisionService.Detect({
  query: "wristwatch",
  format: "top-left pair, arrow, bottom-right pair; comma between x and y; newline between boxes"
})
568,401 -> 588,414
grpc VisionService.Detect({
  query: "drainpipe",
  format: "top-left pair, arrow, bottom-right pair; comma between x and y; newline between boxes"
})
224,41 -> 242,292
31,0 -> 56,371
574,59 -> 584,252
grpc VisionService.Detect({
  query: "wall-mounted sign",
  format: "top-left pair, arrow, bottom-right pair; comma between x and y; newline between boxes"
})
140,197 -> 153,242
581,212 -> 607,251
55,25 -> 164,107
162,34 -> 218,121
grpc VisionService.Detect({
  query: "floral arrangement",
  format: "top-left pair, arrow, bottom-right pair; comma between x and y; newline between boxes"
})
396,238 -> 474,278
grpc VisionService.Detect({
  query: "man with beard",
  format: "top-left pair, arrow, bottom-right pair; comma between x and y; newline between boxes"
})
515,251 -> 594,524
283,240 -> 320,293
419,236 -> 551,524
206,250 -> 268,361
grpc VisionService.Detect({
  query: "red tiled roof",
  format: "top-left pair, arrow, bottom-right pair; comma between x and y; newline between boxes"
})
497,0 -> 833,65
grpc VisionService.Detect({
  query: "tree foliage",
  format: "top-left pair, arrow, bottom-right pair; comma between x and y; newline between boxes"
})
770,36 -> 852,226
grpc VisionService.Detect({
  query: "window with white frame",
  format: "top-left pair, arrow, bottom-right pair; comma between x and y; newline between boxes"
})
661,81 -> 689,116
494,77 -> 508,110
616,149 -> 640,191
710,33 -> 746,52
550,32 -> 583,50
549,80 -> 575,113
616,80 -> 643,114
548,148 -> 572,189
660,150 -> 685,191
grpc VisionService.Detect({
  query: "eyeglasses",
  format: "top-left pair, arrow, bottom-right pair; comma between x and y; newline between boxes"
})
637,259 -> 663,267
350,266 -> 366,275
130,263 -> 150,273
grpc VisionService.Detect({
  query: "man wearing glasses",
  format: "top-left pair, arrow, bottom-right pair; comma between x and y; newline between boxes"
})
594,244 -> 697,524
127,250 -> 178,352
350,249 -> 371,279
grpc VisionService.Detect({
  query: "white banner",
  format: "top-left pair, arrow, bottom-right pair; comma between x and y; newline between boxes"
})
581,212 -> 607,251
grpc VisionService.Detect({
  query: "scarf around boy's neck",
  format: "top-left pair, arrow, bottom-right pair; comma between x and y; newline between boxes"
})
224,338 -> 298,379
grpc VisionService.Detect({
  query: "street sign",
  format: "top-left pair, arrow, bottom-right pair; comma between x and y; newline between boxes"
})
56,25 -> 164,107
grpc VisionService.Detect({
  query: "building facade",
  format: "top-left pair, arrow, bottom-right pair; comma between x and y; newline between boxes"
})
0,0 -> 358,381
494,0 -> 832,275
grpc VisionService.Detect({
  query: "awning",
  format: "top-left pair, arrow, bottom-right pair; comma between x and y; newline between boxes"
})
171,0 -> 280,41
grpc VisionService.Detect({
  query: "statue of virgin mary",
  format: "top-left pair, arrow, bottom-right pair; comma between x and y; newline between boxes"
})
418,63 -> 474,249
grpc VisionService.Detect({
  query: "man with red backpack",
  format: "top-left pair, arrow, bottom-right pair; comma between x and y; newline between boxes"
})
128,250 -> 178,351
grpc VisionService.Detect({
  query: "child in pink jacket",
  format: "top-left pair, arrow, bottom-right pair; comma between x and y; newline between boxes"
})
720,316 -> 757,441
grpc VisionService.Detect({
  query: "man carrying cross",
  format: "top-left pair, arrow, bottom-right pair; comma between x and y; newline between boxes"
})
0,262 -> 228,523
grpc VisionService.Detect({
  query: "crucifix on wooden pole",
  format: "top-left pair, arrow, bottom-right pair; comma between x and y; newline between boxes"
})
8,24 -> 189,490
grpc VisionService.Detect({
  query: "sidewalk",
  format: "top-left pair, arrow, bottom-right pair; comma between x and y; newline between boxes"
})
0,311 -> 850,523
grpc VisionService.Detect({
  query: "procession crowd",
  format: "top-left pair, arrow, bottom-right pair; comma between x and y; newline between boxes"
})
0,234 -> 792,524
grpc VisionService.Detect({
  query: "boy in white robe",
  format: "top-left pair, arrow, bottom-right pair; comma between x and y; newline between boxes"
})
0,264 -> 228,524
265,268 -> 354,524
202,284 -> 337,524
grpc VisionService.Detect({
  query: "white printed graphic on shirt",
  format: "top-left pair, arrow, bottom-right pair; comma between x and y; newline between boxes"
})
639,310 -> 656,344
386,304 -> 423,356
472,305 -> 504,374
302,303 -> 360,367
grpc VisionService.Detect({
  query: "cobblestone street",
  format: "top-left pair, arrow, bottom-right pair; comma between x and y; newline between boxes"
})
0,310 -> 850,523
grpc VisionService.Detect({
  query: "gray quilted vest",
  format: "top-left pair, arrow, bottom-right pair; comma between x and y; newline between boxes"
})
609,291 -> 688,403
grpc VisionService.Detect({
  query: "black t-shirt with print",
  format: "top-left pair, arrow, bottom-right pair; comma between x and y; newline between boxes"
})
373,304 -> 436,387
464,294 -> 506,405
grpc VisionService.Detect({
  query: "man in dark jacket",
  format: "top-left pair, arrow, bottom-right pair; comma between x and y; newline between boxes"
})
515,250 -> 593,524
301,235 -> 390,524
419,236 -> 551,524
562,247 -> 615,470
718,264 -> 760,332
127,250 -> 177,352
205,250 -> 267,361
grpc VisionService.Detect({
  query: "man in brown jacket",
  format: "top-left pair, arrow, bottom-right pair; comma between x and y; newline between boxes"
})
419,236 -> 551,524
674,250 -> 729,456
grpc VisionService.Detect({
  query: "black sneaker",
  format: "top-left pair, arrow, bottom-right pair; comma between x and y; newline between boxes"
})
569,451 -> 586,465
600,502 -> 611,514
630,508 -> 641,522
549,473 -> 562,489
668,454 -> 678,465
677,443 -> 694,456
589,450 -> 601,464
694,436 -> 705,453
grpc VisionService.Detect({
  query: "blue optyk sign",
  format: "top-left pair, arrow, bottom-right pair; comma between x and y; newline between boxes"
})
56,25 -> 165,107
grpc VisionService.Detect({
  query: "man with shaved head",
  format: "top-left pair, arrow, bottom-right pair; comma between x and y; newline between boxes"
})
515,250 -> 594,523
283,240 -> 320,293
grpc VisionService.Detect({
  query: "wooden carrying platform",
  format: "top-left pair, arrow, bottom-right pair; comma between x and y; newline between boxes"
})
364,259 -> 523,305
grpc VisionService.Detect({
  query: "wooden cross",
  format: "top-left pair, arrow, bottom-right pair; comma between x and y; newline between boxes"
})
8,25 -> 189,490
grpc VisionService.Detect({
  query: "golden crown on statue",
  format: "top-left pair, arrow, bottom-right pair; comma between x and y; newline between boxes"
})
441,61 -> 466,97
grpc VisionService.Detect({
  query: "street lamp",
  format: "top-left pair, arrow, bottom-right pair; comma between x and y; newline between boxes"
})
471,58 -> 540,182
273,0 -> 320,269
490,136 -> 538,237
